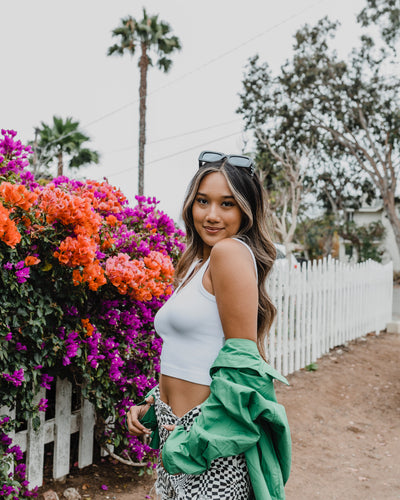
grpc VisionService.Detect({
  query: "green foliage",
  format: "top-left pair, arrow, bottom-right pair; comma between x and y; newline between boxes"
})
107,9 -> 181,67
358,0 -> 400,49
30,116 -> 99,178
305,363 -> 318,371
295,214 -> 337,260
238,15 -> 400,254
339,220 -> 386,263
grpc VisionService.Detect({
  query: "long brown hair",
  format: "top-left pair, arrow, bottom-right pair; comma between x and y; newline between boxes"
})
175,161 -> 277,360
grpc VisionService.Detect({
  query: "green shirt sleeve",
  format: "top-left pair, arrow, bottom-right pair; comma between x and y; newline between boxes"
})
137,385 -> 160,449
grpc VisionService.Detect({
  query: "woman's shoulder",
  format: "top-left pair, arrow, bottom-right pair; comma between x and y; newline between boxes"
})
211,237 -> 249,256
210,238 -> 256,274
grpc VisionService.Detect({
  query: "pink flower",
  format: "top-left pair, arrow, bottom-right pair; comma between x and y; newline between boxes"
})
38,398 -> 48,412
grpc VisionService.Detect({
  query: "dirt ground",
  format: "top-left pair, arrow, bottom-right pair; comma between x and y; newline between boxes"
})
38,330 -> 400,500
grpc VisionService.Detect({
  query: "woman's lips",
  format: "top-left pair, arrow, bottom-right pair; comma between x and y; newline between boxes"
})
204,226 -> 223,234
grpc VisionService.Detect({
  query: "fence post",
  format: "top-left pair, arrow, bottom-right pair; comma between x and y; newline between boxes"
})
26,388 -> 46,489
78,393 -> 95,469
53,377 -> 72,480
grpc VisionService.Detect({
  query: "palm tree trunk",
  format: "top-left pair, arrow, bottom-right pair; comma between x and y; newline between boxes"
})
57,151 -> 63,177
138,43 -> 149,196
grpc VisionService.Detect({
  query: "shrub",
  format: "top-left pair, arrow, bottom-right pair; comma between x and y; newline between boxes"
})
0,129 -> 185,496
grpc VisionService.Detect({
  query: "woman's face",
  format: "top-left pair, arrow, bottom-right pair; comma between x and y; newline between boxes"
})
192,171 -> 242,258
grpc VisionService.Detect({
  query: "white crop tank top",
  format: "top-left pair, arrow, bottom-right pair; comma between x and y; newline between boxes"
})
154,238 -> 258,386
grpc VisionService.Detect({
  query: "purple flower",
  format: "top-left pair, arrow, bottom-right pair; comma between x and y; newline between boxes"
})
0,485 -> 15,496
38,398 -> 48,412
15,342 -> 27,352
63,331 -> 80,365
7,444 -> 24,461
3,262 -> 13,270
40,374 -> 54,390
15,267 -> 30,284
2,368 -> 25,387
4,331 -> 12,341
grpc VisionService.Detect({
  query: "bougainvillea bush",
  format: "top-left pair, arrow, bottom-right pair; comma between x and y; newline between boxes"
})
0,129 -> 185,498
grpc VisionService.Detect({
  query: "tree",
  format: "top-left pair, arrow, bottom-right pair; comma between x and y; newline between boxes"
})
108,9 -> 181,196
237,18 -> 400,255
312,159 -> 376,217
358,0 -> 400,49
32,116 -> 99,178
253,131 -> 309,256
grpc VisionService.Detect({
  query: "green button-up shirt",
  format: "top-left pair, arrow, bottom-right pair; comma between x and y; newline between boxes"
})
141,338 -> 292,500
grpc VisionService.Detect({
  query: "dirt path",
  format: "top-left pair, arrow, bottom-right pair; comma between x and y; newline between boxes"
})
279,331 -> 400,500
39,331 -> 400,500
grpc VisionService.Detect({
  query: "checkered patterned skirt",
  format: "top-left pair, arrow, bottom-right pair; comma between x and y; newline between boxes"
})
154,387 -> 253,500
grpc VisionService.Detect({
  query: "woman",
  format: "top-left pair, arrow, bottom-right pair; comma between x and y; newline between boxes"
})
127,151 -> 291,500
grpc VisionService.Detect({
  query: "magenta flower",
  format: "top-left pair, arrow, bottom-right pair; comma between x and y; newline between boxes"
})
2,368 -> 25,387
15,342 -> 27,352
38,398 -> 48,412
40,374 -> 54,390
15,267 -> 30,284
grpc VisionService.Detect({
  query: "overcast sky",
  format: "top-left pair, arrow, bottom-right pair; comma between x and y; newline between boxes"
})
1,0 -> 367,223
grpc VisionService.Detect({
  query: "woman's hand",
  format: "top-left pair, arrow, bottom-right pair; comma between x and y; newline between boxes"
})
126,395 -> 155,437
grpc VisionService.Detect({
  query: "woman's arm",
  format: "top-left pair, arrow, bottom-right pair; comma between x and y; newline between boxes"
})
210,238 -> 258,342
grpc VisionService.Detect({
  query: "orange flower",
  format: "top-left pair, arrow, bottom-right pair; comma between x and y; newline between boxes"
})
25,256 -> 41,266
81,261 -> 106,291
106,215 -> 118,227
72,261 -> 106,291
0,182 -> 38,211
100,232 -> 115,251
81,318 -> 95,337
0,202 -> 21,248
21,216 -> 32,228
105,251 -> 174,300
38,185 -> 101,237
54,234 -> 97,267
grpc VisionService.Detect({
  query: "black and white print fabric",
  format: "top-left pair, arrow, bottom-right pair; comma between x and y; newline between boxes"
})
153,387 -> 252,500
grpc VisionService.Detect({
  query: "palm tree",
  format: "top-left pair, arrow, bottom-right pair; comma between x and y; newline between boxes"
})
108,9 -> 181,196
32,116 -> 99,178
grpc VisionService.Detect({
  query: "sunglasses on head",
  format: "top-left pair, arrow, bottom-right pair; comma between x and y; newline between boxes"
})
198,150 -> 255,176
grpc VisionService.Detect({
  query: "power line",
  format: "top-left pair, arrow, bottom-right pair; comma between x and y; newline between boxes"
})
110,130 -> 244,177
85,0 -> 327,129
35,0 -> 326,162
103,118 -> 241,155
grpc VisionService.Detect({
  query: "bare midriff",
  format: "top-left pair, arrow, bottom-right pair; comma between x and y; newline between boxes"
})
159,374 -> 211,418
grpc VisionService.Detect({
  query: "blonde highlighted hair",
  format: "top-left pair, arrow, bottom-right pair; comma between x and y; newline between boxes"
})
175,161 -> 277,360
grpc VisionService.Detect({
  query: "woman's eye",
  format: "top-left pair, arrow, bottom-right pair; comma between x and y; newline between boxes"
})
222,201 -> 235,207
196,197 -> 207,205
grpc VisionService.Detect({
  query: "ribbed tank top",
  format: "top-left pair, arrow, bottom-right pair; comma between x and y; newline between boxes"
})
154,238 -> 257,386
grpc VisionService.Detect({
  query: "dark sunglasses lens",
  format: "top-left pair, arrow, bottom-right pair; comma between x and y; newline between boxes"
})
228,156 -> 251,168
201,152 -> 224,163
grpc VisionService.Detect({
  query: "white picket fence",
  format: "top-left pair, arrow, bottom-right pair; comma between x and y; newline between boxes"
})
1,258 -> 394,489
267,257 -> 393,375
1,378 -> 95,489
